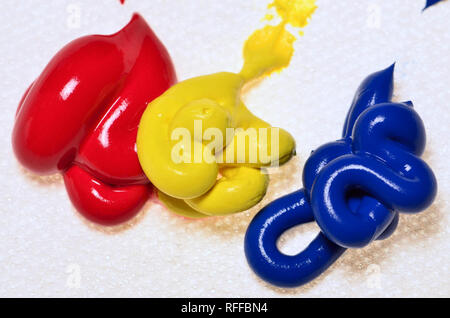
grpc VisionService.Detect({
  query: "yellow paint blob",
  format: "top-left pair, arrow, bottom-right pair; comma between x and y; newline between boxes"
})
137,0 -> 316,217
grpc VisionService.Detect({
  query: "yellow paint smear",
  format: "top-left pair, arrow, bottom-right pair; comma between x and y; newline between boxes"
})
240,0 -> 317,80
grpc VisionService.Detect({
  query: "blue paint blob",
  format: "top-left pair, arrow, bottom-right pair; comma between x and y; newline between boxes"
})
244,65 -> 437,288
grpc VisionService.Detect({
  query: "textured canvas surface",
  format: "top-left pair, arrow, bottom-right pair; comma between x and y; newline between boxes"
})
0,0 -> 448,297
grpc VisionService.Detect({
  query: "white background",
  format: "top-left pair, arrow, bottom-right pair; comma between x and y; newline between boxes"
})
0,0 -> 448,297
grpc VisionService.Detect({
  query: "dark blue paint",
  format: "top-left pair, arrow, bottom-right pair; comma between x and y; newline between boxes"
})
424,0 -> 446,10
244,65 -> 437,288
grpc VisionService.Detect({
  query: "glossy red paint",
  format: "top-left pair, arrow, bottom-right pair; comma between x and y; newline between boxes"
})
12,14 -> 177,225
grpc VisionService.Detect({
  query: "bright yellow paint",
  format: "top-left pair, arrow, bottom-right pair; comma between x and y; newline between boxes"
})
268,0 -> 317,28
137,0 -> 316,217
241,0 -> 316,79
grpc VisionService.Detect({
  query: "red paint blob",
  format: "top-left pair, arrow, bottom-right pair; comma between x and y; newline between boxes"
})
12,14 -> 177,225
